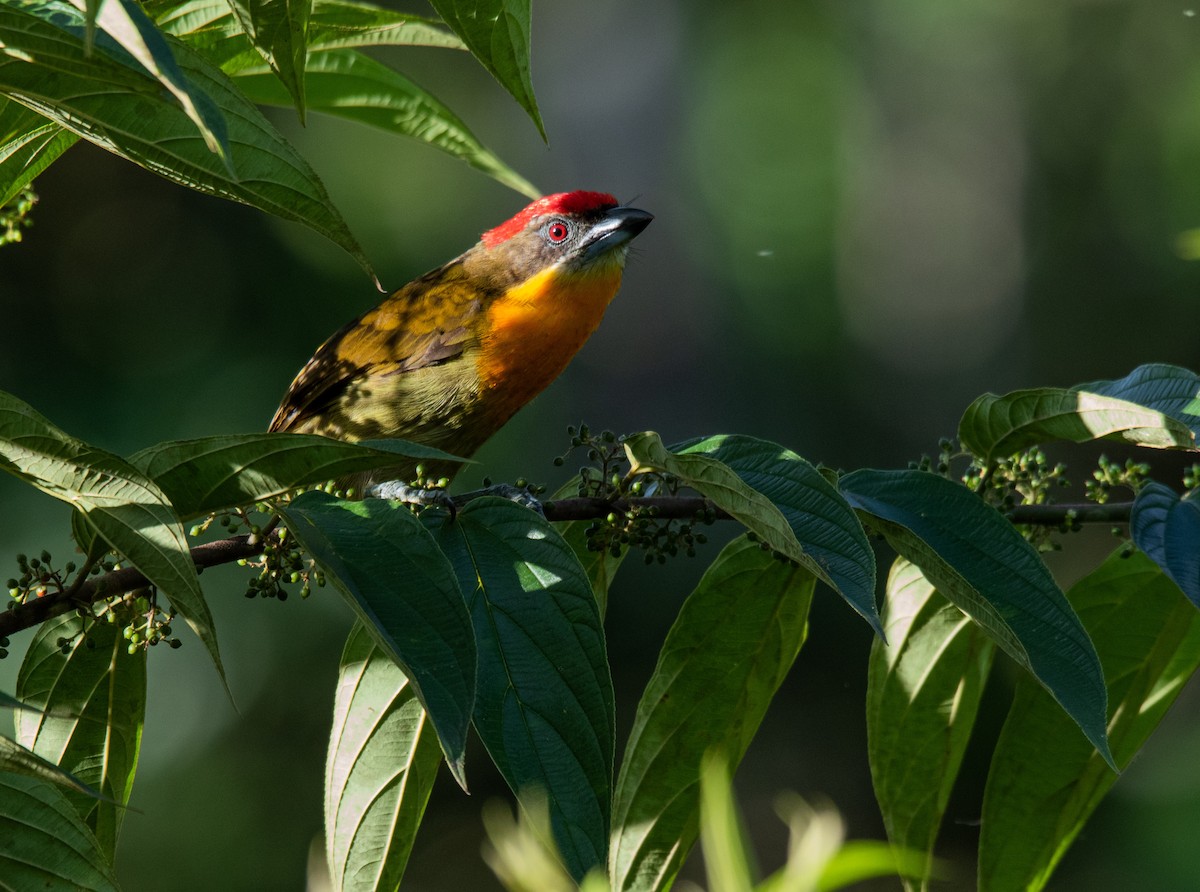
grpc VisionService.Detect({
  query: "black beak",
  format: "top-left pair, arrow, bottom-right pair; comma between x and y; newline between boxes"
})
581,205 -> 654,261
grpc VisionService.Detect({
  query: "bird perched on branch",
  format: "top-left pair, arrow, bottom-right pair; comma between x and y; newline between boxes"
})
269,190 -> 653,491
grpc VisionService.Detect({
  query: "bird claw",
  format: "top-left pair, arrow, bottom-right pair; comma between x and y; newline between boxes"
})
452,483 -> 545,517
368,481 -> 456,513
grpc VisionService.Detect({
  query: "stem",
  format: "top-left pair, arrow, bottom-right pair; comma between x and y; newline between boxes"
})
0,496 -> 1133,641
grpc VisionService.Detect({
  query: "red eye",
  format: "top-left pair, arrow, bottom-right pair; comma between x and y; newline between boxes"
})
546,220 -> 570,243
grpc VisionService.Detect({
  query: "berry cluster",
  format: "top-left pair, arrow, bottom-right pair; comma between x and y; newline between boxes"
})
191,504 -> 325,601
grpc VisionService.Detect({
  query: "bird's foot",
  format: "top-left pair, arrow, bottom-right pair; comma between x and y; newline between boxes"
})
451,482 -> 545,516
368,481 -> 456,512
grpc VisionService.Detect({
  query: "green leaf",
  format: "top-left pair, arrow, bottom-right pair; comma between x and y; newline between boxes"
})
623,431 -> 821,581
307,0 -> 465,52
130,432 -> 465,519
15,613 -> 145,859
1130,482 -> 1200,610
277,493 -> 475,786
0,389 -> 225,694
698,753 -> 754,892
0,1 -> 376,281
427,498 -> 614,881
674,434 -> 879,636
866,558 -> 994,889
0,737 -> 103,799
426,0 -> 544,140
814,842 -> 932,892
326,623 -> 443,891
71,0 -> 233,165
234,48 -> 539,198
609,535 -> 815,892
840,469 -> 1114,769
0,773 -> 119,890
958,387 -> 1195,463
548,477 -> 626,618
979,549 -> 1200,891
226,0 -> 311,121
1076,363 -> 1200,438
0,95 -> 78,207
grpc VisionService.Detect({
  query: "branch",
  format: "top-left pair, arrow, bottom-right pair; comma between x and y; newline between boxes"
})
0,496 -> 1132,641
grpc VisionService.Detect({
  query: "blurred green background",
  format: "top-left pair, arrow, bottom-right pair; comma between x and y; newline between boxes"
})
4,0 -> 1200,888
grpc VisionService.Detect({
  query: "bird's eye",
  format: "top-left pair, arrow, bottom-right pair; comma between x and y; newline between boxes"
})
545,219 -> 571,243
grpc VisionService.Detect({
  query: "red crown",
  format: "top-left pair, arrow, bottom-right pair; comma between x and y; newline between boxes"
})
481,191 -> 618,247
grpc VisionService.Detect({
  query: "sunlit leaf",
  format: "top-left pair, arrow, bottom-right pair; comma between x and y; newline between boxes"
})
0,773 -> 119,890
958,387 -> 1195,463
0,389 -> 225,692
675,433 -> 879,636
15,613 -> 145,859
226,0 -> 311,120
1075,363 -> 1200,438
326,623 -> 443,891
0,95 -> 77,207
234,48 -> 538,197
698,753 -> 754,892
427,498 -> 613,881
130,432 -> 465,519
0,1 -> 376,280
427,0 -> 544,139
610,536 -> 815,892
278,493 -> 475,785
979,549 -> 1200,891
866,558 -> 994,889
841,469 -> 1114,769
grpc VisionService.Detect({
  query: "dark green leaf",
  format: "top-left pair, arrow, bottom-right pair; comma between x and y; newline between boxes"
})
427,498 -> 613,881
979,549 -> 1200,891
867,558 -> 994,889
609,536 -> 815,892
958,387 -> 1195,463
72,0 -> 232,165
0,1 -> 376,280
226,0 -> 311,121
675,434 -> 879,636
326,623 -> 443,891
427,0 -> 544,139
1130,482 -> 1200,609
0,95 -> 78,207
15,613 -> 145,858
130,432 -> 465,519
277,492 -> 474,785
0,737 -> 101,799
0,773 -> 119,890
1076,363 -> 1200,438
234,48 -> 538,197
841,469 -> 1114,769
0,389 -> 224,692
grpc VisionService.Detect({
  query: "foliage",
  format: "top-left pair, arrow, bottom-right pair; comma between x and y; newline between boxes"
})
4,2 -> 1200,891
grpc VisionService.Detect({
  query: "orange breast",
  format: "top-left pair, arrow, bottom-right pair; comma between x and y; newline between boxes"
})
477,263 -> 624,415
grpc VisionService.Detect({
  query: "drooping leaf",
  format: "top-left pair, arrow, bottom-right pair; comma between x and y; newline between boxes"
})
979,549 -> 1200,891
234,48 -> 538,198
0,773 -> 119,891
0,95 -> 78,207
866,558 -> 994,890
277,493 -> 475,786
1075,363 -> 1200,438
15,613 -> 145,859
427,498 -> 614,881
1130,482 -> 1200,609
130,432 -> 465,519
609,536 -> 815,892
326,623 -> 443,892
0,389 -> 225,692
0,1 -> 376,280
958,387 -> 1195,463
426,0 -> 544,139
69,0 -> 232,165
226,0 -> 312,120
0,737 -> 101,799
674,433 -> 879,636
623,431 -> 819,580
840,469 -> 1114,769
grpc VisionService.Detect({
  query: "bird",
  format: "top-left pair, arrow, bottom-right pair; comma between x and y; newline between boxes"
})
269,190 -> 653,494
